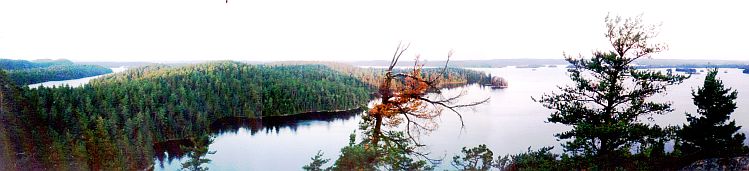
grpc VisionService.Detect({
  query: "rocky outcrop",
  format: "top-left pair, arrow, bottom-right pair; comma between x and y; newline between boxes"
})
680,157 -> 749,171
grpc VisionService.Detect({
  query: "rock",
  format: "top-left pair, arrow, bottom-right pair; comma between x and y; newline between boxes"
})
680,156 -> 749,171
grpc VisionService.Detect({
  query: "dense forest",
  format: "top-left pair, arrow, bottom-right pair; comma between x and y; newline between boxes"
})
0,59 -> 112,85
8,65 -> 112,85
268,61 -> 494,89
0,61 -> 492,170
0,59 -> 74,69
0,61 -> 372,169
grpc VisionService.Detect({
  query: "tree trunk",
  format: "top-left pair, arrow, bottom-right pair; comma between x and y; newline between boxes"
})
372,72 -> 393,145
372,114 -> 383,145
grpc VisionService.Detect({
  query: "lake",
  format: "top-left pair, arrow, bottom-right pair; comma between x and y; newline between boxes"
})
26,67 -> 128,88
14,66 -> 747,170
140,67 -> 749,170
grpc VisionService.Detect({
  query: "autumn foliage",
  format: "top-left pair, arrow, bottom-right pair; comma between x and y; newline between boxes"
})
367,44 -> 488,147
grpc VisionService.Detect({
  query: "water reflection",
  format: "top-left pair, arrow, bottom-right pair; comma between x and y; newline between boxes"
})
153,139 -> 194,166
179,135 -> 216,171
154,108 -> 364,170
209,109 -> 364,136
26,67 -> 128,88
6,67 -> 745,170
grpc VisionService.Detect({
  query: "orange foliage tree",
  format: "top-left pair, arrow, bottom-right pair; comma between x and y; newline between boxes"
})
368,43 -> 489,146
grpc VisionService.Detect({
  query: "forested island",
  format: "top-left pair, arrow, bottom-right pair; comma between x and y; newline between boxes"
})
266,61 -> 492,88
0,59 -> 74,69
673,68 -> 698,74
4,0 -> 749,168
0,61 -> 491,170
3,56 -> 742,170
0,59 -> 112,85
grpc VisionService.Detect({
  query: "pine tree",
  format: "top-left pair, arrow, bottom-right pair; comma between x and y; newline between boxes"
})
451,144 -> 495,170
302,151 -> 330,171
677,69 -> 748,159
534,14 -> 688,168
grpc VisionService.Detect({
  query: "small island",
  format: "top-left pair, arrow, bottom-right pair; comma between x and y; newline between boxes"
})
491,77 -> 509,88
674,68 -> 698,74
483,74 -> 508,89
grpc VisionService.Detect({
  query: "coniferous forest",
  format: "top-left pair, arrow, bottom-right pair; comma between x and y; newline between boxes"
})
0,59 -> 112,85
0,61 -> 490,170
1,53 -> 747,170
2,1 -> 749,169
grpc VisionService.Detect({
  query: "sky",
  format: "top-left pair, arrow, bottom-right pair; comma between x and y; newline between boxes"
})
0,0 -> 747,62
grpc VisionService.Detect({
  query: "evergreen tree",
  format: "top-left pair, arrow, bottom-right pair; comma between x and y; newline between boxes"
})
451,144 -> 495,171
303,151 -> 330,171
534,14 -> 688,168
327,132 -> 431,171
677,69 -> 748,159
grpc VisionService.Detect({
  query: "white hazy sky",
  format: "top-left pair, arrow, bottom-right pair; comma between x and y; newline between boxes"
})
0,0 -> 747,62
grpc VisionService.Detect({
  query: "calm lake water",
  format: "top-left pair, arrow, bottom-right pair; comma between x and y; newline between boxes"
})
144,67 -> 748,170
26,67 -> 128,88
24,66 -> 749,170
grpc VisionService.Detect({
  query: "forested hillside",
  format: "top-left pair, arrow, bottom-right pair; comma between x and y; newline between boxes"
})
0,59 -> 112,85
268,61 -> 494,88
0,70 -> 23,171
0,61 -> 373,170
90,61 -> 372,117
0,59 -> 73,70
0,60 -> 497,170
7,65 -> 112,85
